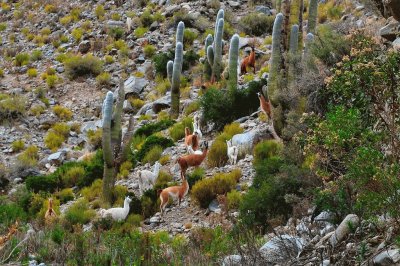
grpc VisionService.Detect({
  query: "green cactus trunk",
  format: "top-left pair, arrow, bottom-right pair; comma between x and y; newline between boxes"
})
308,0 -> 318,34
211,18 -> 224,82
176,21 -> 185,45
288,24 -> 299,88
204,34 -> 213,80
303,32 -> 316,71
214,9 -> 224,50
102,81 -> 124,204
167,60 -> 173,83
267,13 -> 284,103
228,34 -> 239,93
170,42 -> 183,118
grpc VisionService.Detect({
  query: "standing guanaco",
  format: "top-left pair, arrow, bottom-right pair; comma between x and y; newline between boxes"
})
257,91 -> 272,121
44,198 -> 57,225
159,172 -> 189,216
240,43 -> 256,74
184,127 -> 199,153
177,142 -> 209,176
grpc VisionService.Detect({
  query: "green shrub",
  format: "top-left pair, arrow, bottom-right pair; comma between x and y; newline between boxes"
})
134,119 -> 175,137
87,128 -> 102,149
226,190 -> 242,211
105,55 -> 114,64
186,167 -> 205,188
44,4 -> 56,13
64,54 -> 103,79
27,68 -> 38,77
143,44 -> 156,58
142,145 -> 163,165
153,51 -> 174,77
140,10 -> 154,27
31,50 -> 43,61
17,145 -> 39,168
95,5 -> 105,19
207,135 -> 229,168
111,13 -> 121,21
62,166 -> 86,187
46,74 -> 58,88
223,122 -> 244,138
0,94 -> 26,120
53,105 -> 73,120
96,72 -> 111,87
135,136 -> 174,162
253,140 -> 283,164
154,170 -> 173,190
0,202 -> 27,228
168,117 -> 193,141
184,101 -> 200,116
12,139 -> 25,152
81,179 -> 102,201
15,53 -> 30,66
189,226 -> 231,260
118,161 -> 133,179
57,188 -> 75,204
26,174 -> 58,193
239,12 -> 274,36
183,29 -> 198,48
128,98 -> 145,110
109,27 -> 125,39
0,68 -> 4,77
191,170 -> 241,208
134,27 -> 148,38
0,23 -> 6,31
45,131 -> 65,151
51,225 -> 65,245
64,199 -> 96,225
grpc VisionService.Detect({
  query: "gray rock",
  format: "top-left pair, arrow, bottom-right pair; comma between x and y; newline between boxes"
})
78,40 -> 91,54
48,151 -> 66,165
106,20 -> 125,28
329,214 -> 359,247
228,1 -> 240,8
259,235 -> 306,263
123,76 -> 149,97
123,100 -> 133,112
208,199 -> 221,213
81,120 -> 102,133
374,249 -> 400,265
380,21 -> 400,41
150,216 -> 161,223
255,6 -> 272,15
222,255 -> 242,266
314,211 -> 335,222
393,37 -> 400,50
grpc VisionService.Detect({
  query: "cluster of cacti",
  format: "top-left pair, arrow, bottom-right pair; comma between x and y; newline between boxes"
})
267,13 -> 284,103
207,9 -> 224,82
308,0 -> 318,34
227,34 -> 239,93
102,81 -> 124,204
203,34 -> 213,80
168,21 -> 184,118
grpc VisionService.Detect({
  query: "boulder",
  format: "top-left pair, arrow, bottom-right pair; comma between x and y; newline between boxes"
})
123,100 -> 133,112
314,211 -> 335,222
81,120 -> 102,133
259,235 -> 306,263
379,20 -> 400,41
374,249 -> 400,265
123,76 -> 149,97
255,6 -> 272,15
222,255 -> 242,266
329,214 -> 359,247
78,40 -> 91,54
47,151 -> 66,165
393,37 -> 400,51
106,20 -> 125,28
208,199 -> 222,213
231,124 -> 274,157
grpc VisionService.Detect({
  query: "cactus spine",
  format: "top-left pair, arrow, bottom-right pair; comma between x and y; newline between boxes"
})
267,13 -> 284,102
307,0 -> 318,34
204,34 -> 214,80
228,34 -> 239,93
176,21 -> 184,45
170,42 -> 183,118
288,24 -> 299,88
210,18 -> 224,82
102,81 -> 124,204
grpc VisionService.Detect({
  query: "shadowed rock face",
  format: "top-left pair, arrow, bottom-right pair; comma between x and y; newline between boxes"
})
387,0 -> 400,21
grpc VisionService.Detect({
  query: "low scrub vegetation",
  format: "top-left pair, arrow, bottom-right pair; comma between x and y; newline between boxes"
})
64,54 -> 103,79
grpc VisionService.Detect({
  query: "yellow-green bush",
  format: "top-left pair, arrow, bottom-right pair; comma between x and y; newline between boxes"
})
44,4 -> 56,13
64,54 -> 103,80
168,117 -> 193,141
12,139 -> 25,152
154,170 -> 173,189
128,98 -> 145,110
253,140 -> 283,164
15,53 -> 30,66
0,94 -> 26,120
117,161 -> 133,179
53,105 -> 73,120
87,128 -> 102,149
143,44 -> 156,58
27,68 -> 38,77
62,166 -> 85,187
191,169 -> 241,208
159,155 -> 170,165
134,27 -> 148,38
96,72 -> 111,87
64,198 -> 96,226
95,5 -> 105,19
52,122 -> 71,137
142,145 -> 163,164
46,74 -> 58,88
71,28 -> 83,42
57,188 -> 75,203
104,55 -> 114,64
113,185 -> 129,206
17,145 -> 39,168
44,131 -> 65,151
184,101 -> 200,116
226,190 -> 242,211
81,179 -> 102,202
223,122 -> 243,137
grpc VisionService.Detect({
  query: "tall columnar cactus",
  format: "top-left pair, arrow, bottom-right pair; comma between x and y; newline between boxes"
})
227,34 -> 239,93
208,18 -> 224,82
170,42 -> 183,118
288,24 -> 300,88
308,0 -> 318,34
203,34 -> 214,80
282,0 -> 291,50
214,9 -> 224,49
176,21 -> 185,45
303,32 -> 316,70
267,13 -> 284,102
102,81 -> 124,204
167,60 -> 173,83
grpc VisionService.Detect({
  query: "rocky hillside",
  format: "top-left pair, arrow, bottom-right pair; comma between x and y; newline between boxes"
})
1,0 -> 400,265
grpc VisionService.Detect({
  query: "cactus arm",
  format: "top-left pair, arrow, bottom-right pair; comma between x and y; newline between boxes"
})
228,34 -> 239,93
170,42 -> 183,118
111,80 -> 124,151
212,18 -> 224,81
167,60 -> 173,83
214,9 -> 225,49
288,24 -> 299,88
102,91 -> 114,167
207,46 -> 214,66
176,21 -> 185,45
308,0 -> 318,34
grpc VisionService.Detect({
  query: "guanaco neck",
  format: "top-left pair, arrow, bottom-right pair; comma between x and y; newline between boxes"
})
179,177 -> 189,198
185,127 -> 190,137
48,199 -> 53,210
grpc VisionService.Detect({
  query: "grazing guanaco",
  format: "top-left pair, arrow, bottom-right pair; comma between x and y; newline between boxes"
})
177,142 -> 208,176
0,221 -> 18,248
240,44 -> 256,74
257,92 -> 272,121
159,172 -> 189,216
184,127 -> 199,153
44,198 -> 57,225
